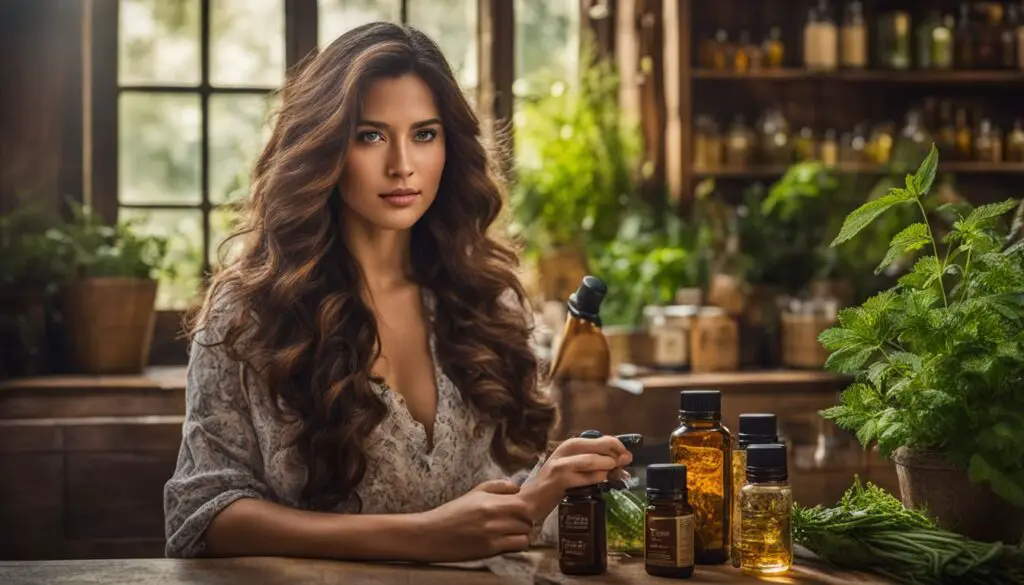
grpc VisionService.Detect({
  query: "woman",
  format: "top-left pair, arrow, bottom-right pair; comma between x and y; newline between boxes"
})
163,22 -> 631,562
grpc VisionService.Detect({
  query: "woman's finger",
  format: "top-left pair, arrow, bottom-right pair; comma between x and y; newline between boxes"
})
555,453 -> 620,474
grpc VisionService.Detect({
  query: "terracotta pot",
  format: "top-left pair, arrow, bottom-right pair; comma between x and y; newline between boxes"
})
893,447 -> 1024,544
61,277 -> 158,374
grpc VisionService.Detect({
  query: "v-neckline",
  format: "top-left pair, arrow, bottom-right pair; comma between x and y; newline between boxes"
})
371,287 -> 443,455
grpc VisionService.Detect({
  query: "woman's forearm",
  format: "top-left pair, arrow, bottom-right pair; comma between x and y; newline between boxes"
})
204,497 -> 428,561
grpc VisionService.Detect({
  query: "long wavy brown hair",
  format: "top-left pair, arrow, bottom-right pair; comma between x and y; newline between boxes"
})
190,22 -> 557,510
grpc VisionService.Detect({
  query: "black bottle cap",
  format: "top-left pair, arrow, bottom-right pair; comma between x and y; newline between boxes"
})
679,389 -> 721,419
568,275 -> 607,325
646,464 -> 688,494
738,413 -> 778,446
745,443 -> 788,482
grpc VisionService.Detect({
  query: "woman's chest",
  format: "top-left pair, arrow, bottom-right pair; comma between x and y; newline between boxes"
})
248,372 -> 504,513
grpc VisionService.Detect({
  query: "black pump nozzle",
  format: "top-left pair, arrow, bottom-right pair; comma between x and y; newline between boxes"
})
568,275 -> 607,326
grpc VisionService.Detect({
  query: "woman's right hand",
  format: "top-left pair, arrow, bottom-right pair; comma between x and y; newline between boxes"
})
415,479 -> 534,562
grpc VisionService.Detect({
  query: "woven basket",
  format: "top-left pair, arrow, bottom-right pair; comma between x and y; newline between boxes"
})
780,313 -> 834,369
60,277 -> 158,374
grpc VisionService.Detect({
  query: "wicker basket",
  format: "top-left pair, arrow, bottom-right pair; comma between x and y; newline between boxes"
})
781,313 -> 834,369
60,277 -> 158,374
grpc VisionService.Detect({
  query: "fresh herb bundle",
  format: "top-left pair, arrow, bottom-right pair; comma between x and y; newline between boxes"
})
793,479 -> 1024,584
819,144 -> 1024,506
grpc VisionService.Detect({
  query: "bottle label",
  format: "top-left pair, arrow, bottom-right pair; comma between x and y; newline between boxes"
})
559,506 -> 593,561
645,514 -> 695,568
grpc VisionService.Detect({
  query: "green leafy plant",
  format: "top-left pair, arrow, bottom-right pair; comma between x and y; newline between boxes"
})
794,478 -> 1024,584
48,200 -> 169,281
819,144 -> 1024,506
0,204 -> 68,291
510,39 -> 641,256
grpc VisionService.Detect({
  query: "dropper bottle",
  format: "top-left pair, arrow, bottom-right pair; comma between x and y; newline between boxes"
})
549,275 -> 610,382
731,414 -> 779,567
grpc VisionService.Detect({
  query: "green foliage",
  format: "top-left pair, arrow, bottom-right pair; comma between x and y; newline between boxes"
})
820,144 -> 1024,506
47,201 -> 170,281
0,204 -> 67,291
589,207 -> 702,327
510,40 -> 641,255
793,478 -> 1024,584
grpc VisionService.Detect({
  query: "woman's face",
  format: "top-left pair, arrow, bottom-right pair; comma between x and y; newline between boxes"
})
339,73 -> 446,232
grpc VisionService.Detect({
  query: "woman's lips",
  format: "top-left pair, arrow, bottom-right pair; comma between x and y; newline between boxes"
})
379,191 -> 421,207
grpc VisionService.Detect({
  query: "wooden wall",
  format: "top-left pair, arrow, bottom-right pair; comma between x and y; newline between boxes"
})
0,0 -> 84,216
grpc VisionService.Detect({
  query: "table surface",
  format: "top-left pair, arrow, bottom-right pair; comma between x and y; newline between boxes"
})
0,550 -> 893,585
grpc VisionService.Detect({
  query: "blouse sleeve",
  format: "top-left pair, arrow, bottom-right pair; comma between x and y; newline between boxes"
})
163,317 -> 271,558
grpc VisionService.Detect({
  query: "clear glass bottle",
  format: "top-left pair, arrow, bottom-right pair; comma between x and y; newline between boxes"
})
725,115 -> 755,168
559,483 -> 607,575
731,414 -> 779,568
712,29 -> 731,70
933,14 -> 955,69
1002,4 -> 1018,69
669,390 -> 732,565
758,107 -> 791,165
1008,119 -> 1024,162
694,115 -> 723,169
815,0 -> 838,70
739,443 -> 793,576
841,1 -> 867,68
645,464 -> 696,578
820,129 -> 838,166
975,119 -> 1003,163
764,25 -> 785,68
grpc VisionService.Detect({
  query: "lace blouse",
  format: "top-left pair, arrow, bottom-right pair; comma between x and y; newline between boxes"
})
163,291 -> 557,559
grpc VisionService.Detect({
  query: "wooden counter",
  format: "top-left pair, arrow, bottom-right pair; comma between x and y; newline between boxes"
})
0,549 -> 893,585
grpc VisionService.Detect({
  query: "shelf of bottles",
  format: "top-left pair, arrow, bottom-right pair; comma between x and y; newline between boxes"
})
694,1 -> 1024,79
690,2 -> 1024,178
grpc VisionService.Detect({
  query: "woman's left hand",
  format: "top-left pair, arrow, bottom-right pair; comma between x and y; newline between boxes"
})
517,435 -> 633,522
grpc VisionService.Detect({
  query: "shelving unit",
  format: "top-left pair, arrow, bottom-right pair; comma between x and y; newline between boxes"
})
669,0 -> 1024,202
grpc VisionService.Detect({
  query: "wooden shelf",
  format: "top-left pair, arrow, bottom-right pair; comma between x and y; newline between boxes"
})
607,369 -> 849,394
692,68 -> 1024,83
693,162 -> 1024,179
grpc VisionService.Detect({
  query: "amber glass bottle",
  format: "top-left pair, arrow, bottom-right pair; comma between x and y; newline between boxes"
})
559,483 -> 607,575
549,276 -> 610,383
730,414 -> 779,567
645,464 -> 695,579
669,390 -> 732,565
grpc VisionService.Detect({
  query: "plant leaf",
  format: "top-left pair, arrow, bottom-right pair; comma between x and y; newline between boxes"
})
825,345 -> 877,374
875,222 -> 931,274
898,256 -> 943,289
913,143 -> 939,196
831,188 -> 917,247
968,454 -> 1024,507
966,198 -> 1018,226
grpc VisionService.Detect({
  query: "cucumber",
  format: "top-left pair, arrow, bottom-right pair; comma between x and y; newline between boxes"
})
605,488 -> 645,544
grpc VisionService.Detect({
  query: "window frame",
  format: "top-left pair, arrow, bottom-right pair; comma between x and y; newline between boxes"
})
89,0 -> 514,365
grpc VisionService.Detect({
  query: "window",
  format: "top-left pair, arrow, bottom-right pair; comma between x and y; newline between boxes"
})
116,0 -> 283,309
105,0 -> 533,314
318,0 -> 479,106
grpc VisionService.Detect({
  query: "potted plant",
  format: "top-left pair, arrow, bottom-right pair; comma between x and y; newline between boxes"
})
49,202 -> 169,374
510,40 -> 641,303
819,144 -> 1024,543
0,205 -> 69,378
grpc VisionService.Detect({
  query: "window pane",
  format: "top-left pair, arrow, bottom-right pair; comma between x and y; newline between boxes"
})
209,94 -> 275,205
318,0 -> 401,48
210,206 -> 244,270
120,209 -> 204,310
119,0 -> 201,86
514,0 -> 578,96
407,0 -> 478,90
211,0 -> 285,87
119,93 -> 201,205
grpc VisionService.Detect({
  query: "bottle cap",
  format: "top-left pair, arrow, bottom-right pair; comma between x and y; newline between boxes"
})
646,463 -> 688,494
738,413 -> 778,446
568,276 -> 607,325
679,389 -> 721,419
745,443 -> 788,482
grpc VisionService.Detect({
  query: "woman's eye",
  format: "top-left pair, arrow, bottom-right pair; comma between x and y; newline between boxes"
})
358,131 -> 384,144
414,129 -> 438,142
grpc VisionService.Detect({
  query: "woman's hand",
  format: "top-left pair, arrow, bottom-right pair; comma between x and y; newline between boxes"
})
415,479 -> 534,562
518,435 -> 633,522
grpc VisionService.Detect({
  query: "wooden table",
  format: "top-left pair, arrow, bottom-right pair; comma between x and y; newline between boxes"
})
0,550 -> 893,584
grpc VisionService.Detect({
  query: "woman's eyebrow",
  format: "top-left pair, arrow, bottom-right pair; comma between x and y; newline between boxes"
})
356,117 -> 443,130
